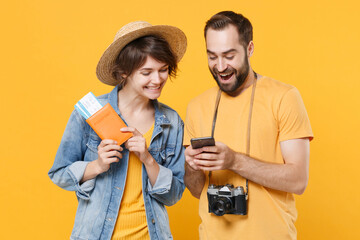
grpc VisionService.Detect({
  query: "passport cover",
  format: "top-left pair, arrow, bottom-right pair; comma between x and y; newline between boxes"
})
86,103 -> 133,145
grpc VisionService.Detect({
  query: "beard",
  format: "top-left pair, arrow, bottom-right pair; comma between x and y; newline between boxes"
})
210,52 -> 250,94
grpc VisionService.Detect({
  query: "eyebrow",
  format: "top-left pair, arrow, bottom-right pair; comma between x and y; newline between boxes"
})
207,49 -> 237,55
140,64 -> 169,71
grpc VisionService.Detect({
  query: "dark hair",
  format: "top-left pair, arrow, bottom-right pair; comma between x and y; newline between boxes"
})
204,11 -> 253,48
111,35 -> 177,86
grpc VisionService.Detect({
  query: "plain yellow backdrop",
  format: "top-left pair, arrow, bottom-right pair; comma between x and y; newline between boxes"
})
1,0 -> 359,239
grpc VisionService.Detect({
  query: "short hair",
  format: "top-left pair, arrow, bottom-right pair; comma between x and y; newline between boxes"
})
204,11 -> 253,48
112,35 -> 177,86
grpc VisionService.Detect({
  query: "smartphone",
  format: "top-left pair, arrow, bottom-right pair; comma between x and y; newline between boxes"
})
190,137 -> 215,149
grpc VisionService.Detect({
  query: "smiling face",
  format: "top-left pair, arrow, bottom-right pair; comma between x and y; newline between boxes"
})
125,55 -> 169,100
206,24 -> 252,95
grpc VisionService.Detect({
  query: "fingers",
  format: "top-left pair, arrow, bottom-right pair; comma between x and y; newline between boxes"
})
95,140 -> 123,174
103,156 -> 120,164
185,145 -> 204,157
185,160 -> 201,171
121,127 -> 144,151
101,150 -> 122,159
194,159 -> 220,167
125,136 -> 146,149
98,139 -> 118,148
99,143 -> 122,153
185,157 -> 201,171
184,142 -> 230,171
126,145 -> 144,154
193,159 -> 225,172
122,134 -> 150,163
194,152 -> 218,160
121,127 -> 141,136
98,149 -> 122,164
201,146 -> 218,153
190,147 -> 223,170
98,140 -> 123,161
98,140 -> 124,153
126,136 -> 145,144
185,146 -> 204,171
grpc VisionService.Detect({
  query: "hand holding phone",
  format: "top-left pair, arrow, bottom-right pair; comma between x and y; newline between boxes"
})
190,137 -> 215,149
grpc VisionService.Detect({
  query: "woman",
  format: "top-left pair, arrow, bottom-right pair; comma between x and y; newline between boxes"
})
48,21 -> 187,240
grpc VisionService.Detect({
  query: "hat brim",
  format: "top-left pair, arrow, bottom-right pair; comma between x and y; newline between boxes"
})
96,25 -> 187,86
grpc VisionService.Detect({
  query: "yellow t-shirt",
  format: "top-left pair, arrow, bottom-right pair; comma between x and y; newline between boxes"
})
184,77 -> 313,240
111,124 -> 154,240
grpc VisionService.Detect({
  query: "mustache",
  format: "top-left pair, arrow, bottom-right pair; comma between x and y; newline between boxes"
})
212,67 -> 235,75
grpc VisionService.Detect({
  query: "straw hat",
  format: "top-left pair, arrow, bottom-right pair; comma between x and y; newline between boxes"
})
96,21 -> 187,86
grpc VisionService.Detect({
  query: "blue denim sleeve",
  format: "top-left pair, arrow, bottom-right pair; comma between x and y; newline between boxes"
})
147,118 -> 186,206
48,110 -> 95,200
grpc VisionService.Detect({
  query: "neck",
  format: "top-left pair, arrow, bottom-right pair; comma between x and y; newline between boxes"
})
243,70 -> 257,89
228,69 -> 258,97
117,85 -> 153,115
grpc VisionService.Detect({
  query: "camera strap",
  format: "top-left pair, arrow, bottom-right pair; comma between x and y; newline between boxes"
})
209,75 -> 258,198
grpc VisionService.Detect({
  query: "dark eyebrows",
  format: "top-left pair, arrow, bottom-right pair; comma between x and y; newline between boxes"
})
223,49 -> 237,54
140,64 -> 169,71
207,49 -> 237,55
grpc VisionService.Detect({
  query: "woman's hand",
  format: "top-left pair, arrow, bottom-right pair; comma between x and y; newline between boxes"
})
96,139 -> 123,174
81,139 -> 123,183
121,127 -> 159,186
121,127 -> 152,164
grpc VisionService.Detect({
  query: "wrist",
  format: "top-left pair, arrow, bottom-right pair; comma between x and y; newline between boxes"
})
142,153 -> 156,166
229,152 -> 242,172
93,159 -> 106,175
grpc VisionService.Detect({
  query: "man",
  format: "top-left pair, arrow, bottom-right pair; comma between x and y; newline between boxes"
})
184,11 -> 313,240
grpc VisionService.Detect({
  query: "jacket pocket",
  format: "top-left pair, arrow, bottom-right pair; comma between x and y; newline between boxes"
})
85,133 -> 101,160
159,147 -> 175,166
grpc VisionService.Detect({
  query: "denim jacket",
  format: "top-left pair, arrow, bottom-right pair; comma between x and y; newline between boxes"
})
48,86 -> 185,240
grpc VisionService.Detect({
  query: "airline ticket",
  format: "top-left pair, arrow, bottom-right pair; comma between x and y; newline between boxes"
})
75,92 -> 103,119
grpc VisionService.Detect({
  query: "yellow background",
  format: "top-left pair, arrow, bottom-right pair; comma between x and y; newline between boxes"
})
1,0 -> 359,239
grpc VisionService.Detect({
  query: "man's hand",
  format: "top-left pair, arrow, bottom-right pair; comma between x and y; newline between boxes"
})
192,142 -> 236,171
184,145 -> 204,170
188,138 -> 310,195
184,145 -> 207,199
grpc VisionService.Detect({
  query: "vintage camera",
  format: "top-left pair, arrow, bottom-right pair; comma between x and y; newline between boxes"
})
207,184 -> 247,216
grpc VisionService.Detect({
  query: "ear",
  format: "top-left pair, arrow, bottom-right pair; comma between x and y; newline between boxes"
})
247,41 -> 254,57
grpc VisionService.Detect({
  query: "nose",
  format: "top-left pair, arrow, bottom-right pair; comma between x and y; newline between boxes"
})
152,72 -> 161,83
216,58 -> 227,72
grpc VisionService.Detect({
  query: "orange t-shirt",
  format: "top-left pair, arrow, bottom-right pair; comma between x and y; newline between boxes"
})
184,77 -> 313,240
111,125 -> 154,240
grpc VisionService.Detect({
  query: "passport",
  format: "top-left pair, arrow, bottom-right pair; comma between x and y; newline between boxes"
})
75,92 -> 132,145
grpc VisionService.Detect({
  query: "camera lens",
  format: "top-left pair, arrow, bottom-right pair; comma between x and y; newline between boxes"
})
211,198 -> 232,216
